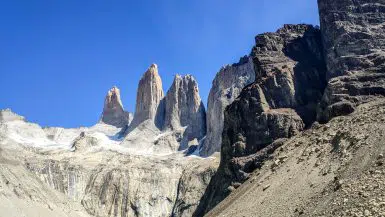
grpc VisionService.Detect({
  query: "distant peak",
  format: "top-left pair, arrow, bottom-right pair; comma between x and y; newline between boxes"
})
150,63 -> 158,69
105,86 -> 123,109
101,85 -> 132,127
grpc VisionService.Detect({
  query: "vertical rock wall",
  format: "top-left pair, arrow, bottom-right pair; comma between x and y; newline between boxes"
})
194,24 -> 327,216
163,74 -> 206,142
100,86 -> 132,128
317,0 -> 385,122
131,64 -> 165,129
200,56 -> 255,156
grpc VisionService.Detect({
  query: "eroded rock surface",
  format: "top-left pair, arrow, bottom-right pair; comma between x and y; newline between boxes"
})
100,86 -> 132,128
195,24 -> 327,216
0,113 -> 219,217
205,99 -> 385,217
131,64 -> 165,129
200,56 -> 255,156
317,0 -> 385,122
163,74 -> 206,144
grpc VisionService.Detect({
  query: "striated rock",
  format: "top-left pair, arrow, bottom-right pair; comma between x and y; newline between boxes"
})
163,74 -> 206,144
131,64 -> 165,129
0,156 -> 91,217
100,86 -> 132,128
171,157 -> 218,217
221,108 -> 303,160
22,151 -> 219,217
317,73 -> 385,122
317,0 -> 385,122
200,56 -> 255,156
318,0 -> 385,78
201,99 -> 385,217
194,24 -> 327,216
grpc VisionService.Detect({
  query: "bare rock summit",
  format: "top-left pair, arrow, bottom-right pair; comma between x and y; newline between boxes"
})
163,74 -> 206,143
100,86 -> 132,128
131,64 -> 165,129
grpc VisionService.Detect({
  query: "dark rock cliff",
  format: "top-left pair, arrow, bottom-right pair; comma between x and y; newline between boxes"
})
196,0 -> 385,215
317,0 -> 385,122
194,24 -> 327,216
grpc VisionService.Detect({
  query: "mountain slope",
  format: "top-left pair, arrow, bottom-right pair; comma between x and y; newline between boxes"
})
205,99 -> 385,217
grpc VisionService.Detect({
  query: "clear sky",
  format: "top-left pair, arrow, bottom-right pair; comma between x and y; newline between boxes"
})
0,0 -> 320,128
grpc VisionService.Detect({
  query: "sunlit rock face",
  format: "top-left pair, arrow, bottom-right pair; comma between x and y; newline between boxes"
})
317,0 -> 385,122
0,108 -> 219,217
22,153 -> 219,217
163,74 -> 206,144
0,109 -> 25,122
100,86 -> 132,128
200,56 -> 255,156
131,64 -> 165,129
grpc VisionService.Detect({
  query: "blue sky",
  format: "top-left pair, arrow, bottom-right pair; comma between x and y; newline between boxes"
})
0,0 -> 320,128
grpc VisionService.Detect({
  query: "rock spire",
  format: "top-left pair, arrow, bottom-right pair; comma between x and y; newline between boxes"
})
100,86 -> 132,127
163,74 -> 206,141
131,64 -> 165,128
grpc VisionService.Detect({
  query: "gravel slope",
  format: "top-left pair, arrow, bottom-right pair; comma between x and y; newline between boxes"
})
205,99 -> 385,217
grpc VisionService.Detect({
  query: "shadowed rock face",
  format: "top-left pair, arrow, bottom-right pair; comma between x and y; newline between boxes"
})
317,0 -> 385,122
194,24 -> 327,216
100,86 -> 132,128
318,0 -> 385,78
200,56 -> 255,157
223,24 -> 327,160
131,64 -> 165,129
163,74 -> 206,142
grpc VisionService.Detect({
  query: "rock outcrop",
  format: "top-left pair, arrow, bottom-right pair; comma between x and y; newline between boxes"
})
200,56 -> 255,156
317,0 -> 385,122
0,110 -> 219,217
204,99 -> 385,217
3,1 -> 385,217
24,155 -> 218,217
171,157 -> 218,217
163,75 -> 206,144
194,24 -> 327,216
100,86 -> 132,128
131,64 -> 165,129
0,109 -> 25,122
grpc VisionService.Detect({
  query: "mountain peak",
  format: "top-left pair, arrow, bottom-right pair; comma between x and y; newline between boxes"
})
164,74 -> 206,142
131,64 -> 165,128
100,86 -> 132,127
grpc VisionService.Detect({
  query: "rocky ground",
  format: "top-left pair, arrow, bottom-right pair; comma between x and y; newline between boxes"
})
204,99 -> 385,217
0,148 -> 91,217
